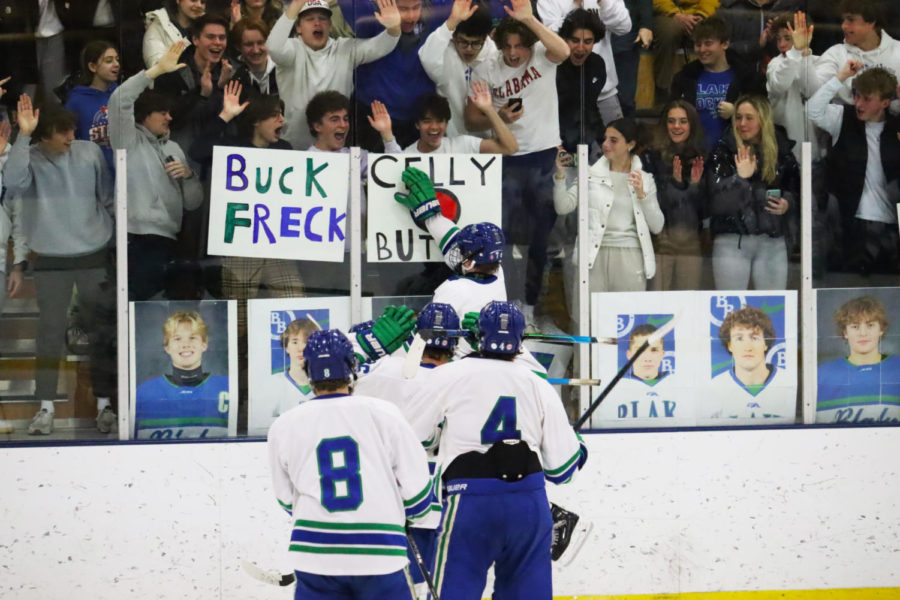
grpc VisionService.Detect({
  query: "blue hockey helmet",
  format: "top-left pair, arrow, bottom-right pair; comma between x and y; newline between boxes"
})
477,301 -> 526,355
455,222 -> 504,266
348,320 -> 375,335
302,329 -> 358,383
416,302 -> 460,350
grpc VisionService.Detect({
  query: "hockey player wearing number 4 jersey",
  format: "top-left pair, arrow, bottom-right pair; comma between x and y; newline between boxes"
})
267,329 -> 434,600
354,302 -> 459,599
406,302 -> 588,600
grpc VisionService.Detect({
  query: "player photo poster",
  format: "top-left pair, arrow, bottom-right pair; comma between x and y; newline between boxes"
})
815,288 -> 900,425
129,300 -> 238,440
699,292 -> 798,424
590,291 -> 696,428
366,153 -> 502,263
246,297 -> 352,436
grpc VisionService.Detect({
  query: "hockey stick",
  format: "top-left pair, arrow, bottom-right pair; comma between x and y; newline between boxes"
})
402,333 -> 428,379
306,313 -> 322,330
241,558 -> 295,587
406,530 -> 441,600
547,378 -> 601,386
415,329 -> 616,345
574,315 -> 679,430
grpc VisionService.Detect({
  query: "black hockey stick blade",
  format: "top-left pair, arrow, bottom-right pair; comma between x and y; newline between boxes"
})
241,559 -> 295,587
574,315 -> 679,431
406,530 -> 441,600
416,329 -> 615,345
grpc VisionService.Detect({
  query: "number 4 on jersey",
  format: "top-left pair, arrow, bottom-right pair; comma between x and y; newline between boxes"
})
480,396 -> 522,444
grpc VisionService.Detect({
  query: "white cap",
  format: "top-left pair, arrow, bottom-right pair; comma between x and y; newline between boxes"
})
299,0 -> 333,16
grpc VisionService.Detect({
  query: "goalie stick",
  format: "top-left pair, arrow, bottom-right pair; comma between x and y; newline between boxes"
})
574,315 -> 679,430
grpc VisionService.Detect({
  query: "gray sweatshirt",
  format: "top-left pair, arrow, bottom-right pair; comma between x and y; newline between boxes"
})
2,135 -> 113,257
108,71 -> 203,239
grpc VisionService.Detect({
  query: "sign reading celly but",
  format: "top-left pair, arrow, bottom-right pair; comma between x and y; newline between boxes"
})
208,146 -> 349,262
366,153 -> 502,263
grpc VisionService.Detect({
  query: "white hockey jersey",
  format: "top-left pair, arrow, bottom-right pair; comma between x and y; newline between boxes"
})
354,355 -> 444,528
267,393 -> 433,576
702,364 -> 796,424
407,356 -> 585,486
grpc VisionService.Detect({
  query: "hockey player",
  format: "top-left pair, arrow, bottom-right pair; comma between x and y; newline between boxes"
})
816,296 -> 900,424
354,302 -> 459,599
407,301 -> 588,600
704,306 -> 795,422
267,329 -> 434,600
134,310 -> 231,439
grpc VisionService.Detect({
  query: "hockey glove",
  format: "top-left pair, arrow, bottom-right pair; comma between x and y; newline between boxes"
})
394,167 -> 441,225
356,305 -> 417,360
461,311 -> 480,351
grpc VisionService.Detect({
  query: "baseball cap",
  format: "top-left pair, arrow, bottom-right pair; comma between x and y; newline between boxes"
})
299,0 -> 333,16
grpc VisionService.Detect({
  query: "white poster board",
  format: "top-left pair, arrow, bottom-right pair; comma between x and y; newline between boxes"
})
246,297 -> 352,436
366,153 -> 502,262
590,291 -> 798,428
208,146 -> 349,261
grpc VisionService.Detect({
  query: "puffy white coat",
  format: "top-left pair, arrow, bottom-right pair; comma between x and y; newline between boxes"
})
553,154 -> 663,277
143,8 -> 191,69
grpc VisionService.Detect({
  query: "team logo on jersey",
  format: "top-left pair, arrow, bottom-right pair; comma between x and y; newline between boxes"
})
414,188 -> 461,232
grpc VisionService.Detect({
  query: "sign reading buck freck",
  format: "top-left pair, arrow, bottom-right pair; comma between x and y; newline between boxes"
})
366,153 -> 502,263
208,146 -> 349,262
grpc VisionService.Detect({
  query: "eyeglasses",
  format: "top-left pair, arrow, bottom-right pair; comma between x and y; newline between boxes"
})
453,38 -> 484,50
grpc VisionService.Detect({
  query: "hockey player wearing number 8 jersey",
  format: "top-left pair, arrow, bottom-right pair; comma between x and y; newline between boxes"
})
267,329 -> 434,600
407,302 -> 588,600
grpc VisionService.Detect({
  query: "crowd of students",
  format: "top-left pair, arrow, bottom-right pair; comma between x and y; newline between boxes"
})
0,0 -> 899,435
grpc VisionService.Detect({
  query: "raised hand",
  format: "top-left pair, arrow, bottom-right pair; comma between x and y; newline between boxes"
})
468,80 -> 494,113
504,0 -> 534,22
448,0 -> 477,29
672,155 -> 683,183
837,59 -> 864,82
220,80 -> 249,122
690,156 -> 704,184
231,0 -> 242,24
0,76 -> 9,101
147,41 -> 187,79
374,0 -> 401,34
786,11 -> 813,52
367,100 -> 393,135
200,63 -> 214,98
555,146 -> 573,177
16,93 -> 39,137
628,171 -> 646,199
217,60 -> 235,89
734,145 -> 757,179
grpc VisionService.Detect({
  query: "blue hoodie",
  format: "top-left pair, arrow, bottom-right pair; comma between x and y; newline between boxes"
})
65,84 -> 118,168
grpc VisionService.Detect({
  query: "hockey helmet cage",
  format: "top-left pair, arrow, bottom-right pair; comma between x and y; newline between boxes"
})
455,222 -> 504,266
477,301 -> 526,355
416,302 -> 460,350
302,329 -> 358,383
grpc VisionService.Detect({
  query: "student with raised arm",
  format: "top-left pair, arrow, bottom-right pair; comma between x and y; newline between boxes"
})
4,94 -> 116,436
404,82 -> 518,155
807,60 -> 900,276
418,0 -> 498,138
266,0 -> 401,150
465,0 -> 570,331
108,41 -> 204,301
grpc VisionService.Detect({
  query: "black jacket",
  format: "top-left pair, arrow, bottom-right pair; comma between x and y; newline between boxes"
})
706,127 -> 799,238
641,147 -> 707,248
556,54 -> 607,153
